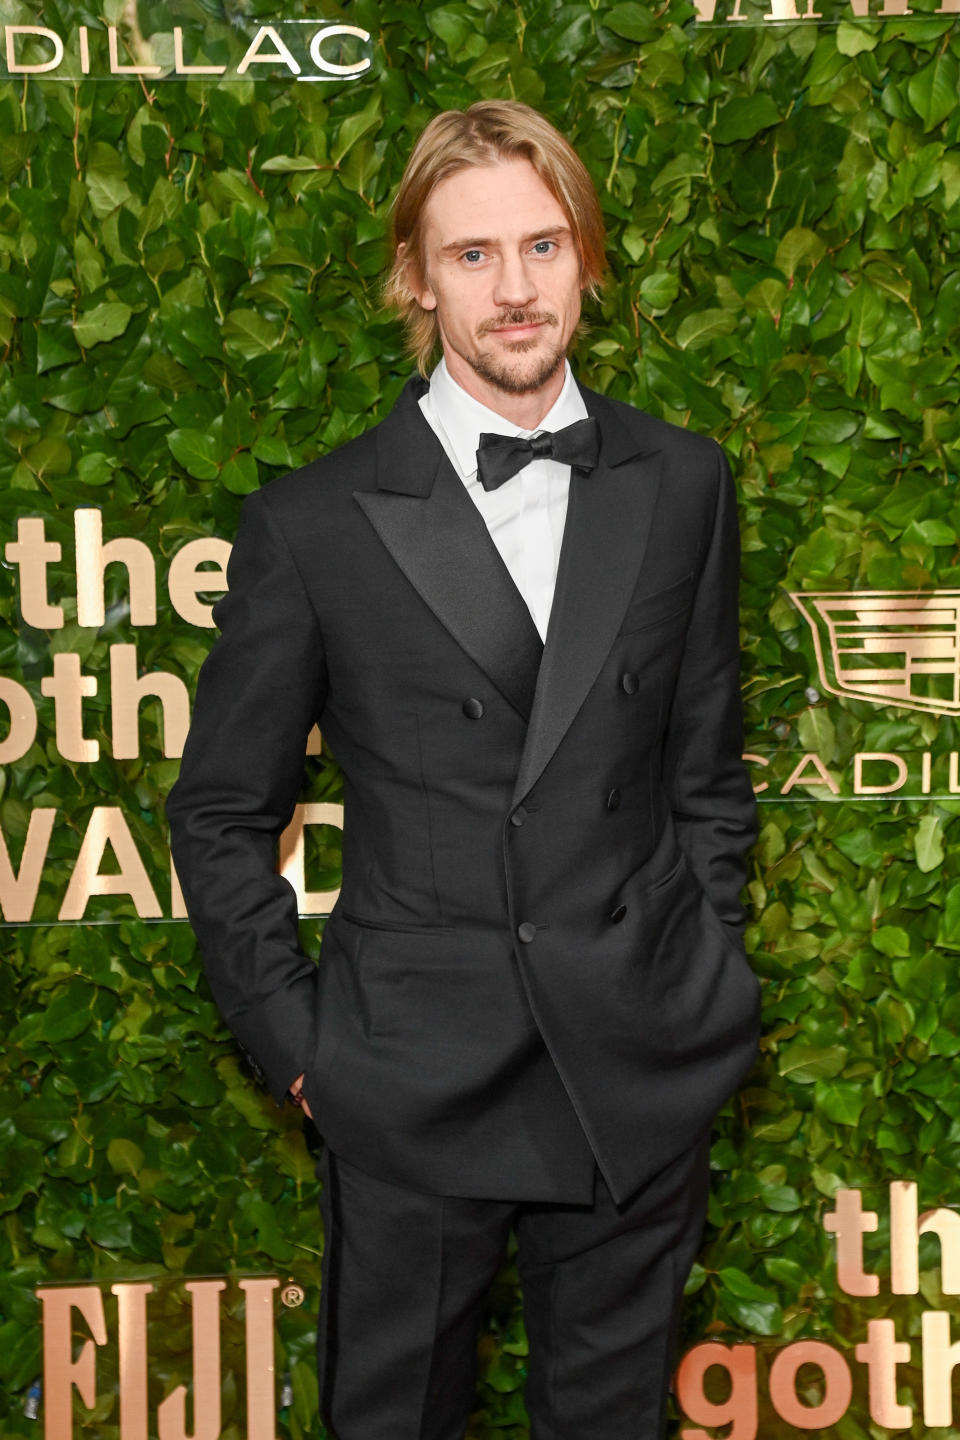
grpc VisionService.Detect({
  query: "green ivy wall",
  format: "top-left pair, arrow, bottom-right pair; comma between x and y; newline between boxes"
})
2,0 -> 960,1435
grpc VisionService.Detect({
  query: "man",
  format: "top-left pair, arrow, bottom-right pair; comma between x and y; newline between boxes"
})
166,100 -> 761,1440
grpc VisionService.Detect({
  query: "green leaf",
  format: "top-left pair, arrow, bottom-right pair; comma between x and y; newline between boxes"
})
797,707 -> 836,761
872,926 -> 910,958
915,815 -> 944,873
908,52 -> 959,131
427,7 -> 488,58
675,309 -> 737,350
876,1124 -> 912,1154
777,1043 -> 848,1084
602,3 -> 657,41
36,322 -> 80,374
12,1099 -> 72,1144
765,1256 -> 807,1286
836,21 -> 879,54
939,884 -> 960,948
753,1110 -> 803,1143
73,302 -> 133,349
720,1294 -> 783,1335
271,1130 -> 316,1185
718,1266 -> 778,1302
21,987 -> 92,1043
252,436 -> 293,467
651,154 -> 706,194
906,518 -> 954,547
25,438 -> 72,478
759,1183 -> 801,1213
221,453 -> 260,495
775,227 -> 826,279
85,140 -> 132,216
815,1079 -> 865,1126
713,96 -> 782,145
622,224 -> 646,263
222,309 -> 283,360
168,429 -> 221,481
332,89 -> 383,168
86,1206 -> 134,1251
222,394 -> 257,455
107,1138 -> 145,1175
260,155 -> 328,173
757,821 -> 786,867
804,410 -> 859,445
76,452 -> 115,487
639,272 -> 680,312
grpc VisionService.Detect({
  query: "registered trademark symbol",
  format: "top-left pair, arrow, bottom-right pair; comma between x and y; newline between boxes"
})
281,1284 -> 305,1308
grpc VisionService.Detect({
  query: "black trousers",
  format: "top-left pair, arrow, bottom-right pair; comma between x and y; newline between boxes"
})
315,1133 -> 711,1440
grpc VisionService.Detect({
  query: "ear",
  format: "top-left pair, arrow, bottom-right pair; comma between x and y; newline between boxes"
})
397,241 -> 437,312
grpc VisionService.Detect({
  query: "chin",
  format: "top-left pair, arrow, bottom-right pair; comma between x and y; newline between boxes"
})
469,343 -> 566,397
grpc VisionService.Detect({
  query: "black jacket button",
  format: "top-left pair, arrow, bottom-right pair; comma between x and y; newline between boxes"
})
606,788 -> 622,811
620,673 -> 639,695
609,904 -> 628,924
511,806 -> 527,827
517,922 -> 537,943
462,697 -> 484,719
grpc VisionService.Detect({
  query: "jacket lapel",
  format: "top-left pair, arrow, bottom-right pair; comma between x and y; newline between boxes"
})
512,385 -> 664,804
355,379 -> 543,721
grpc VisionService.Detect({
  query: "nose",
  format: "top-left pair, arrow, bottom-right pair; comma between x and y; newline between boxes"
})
492,248 -> 538,310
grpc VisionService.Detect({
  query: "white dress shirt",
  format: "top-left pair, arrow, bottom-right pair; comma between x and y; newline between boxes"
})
418,357 -> 588,642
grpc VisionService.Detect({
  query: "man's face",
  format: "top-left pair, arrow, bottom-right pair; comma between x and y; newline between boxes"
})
413,157 -> 584,403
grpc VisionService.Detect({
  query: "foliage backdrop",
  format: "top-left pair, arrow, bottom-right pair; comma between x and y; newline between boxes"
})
2,0 -> 960,1434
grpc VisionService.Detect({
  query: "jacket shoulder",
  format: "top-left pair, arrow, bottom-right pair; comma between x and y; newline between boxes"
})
254,423 -> 381,520
586,385 -> 723,469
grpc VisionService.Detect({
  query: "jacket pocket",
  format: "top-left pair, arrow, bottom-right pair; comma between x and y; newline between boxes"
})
339,911 -> 456,936
618,571 -> 695,636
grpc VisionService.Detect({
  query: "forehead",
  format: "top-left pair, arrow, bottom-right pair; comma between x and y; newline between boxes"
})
421,158 -> 569,245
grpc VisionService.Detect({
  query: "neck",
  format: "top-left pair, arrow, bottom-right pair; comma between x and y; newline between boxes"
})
441,351 -> 567,429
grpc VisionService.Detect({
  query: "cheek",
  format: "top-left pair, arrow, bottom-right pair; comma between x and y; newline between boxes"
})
551,266 -> 582,313
433,273 -> 474,316
558,286 -> 582,335
447,291 -> 490,336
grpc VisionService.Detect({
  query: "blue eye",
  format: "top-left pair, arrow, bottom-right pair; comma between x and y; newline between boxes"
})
463,249 -> 482,263
533,240 -> 554,254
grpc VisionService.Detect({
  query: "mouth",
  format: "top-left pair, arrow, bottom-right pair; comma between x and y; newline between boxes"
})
490,321 -> 544,339
478,312 -> 557,343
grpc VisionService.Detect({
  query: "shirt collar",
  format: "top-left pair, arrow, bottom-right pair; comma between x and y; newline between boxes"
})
423,356 -> 588,482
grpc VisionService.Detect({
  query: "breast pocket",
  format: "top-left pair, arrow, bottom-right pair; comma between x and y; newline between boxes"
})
618,571 -> 696,637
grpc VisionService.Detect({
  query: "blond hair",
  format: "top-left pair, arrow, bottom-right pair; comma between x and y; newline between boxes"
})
384,101 -> 606,374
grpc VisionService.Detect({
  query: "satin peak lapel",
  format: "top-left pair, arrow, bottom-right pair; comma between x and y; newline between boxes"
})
512,388 -> 664,804
355,380 -> 543,721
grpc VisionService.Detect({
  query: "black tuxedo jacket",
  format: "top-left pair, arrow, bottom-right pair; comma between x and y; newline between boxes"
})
166,374 -> 761,1206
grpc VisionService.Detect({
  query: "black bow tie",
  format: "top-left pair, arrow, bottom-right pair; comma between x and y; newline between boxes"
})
476,416 -> 600,492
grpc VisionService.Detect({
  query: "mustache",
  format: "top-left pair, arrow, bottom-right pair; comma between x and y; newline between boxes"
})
476,310 -> 559,336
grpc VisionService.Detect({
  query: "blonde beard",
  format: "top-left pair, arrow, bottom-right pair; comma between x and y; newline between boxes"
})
467,340 -> 566,396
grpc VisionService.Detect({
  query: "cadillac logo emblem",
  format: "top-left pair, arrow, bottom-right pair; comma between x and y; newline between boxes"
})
791,590 -> 960,717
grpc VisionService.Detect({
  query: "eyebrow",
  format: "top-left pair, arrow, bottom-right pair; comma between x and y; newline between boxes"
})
437,226 -> 573,257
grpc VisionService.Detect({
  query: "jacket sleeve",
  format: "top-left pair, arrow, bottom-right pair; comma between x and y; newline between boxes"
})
661,442 -> 757,929
165,486 -> 327,1102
